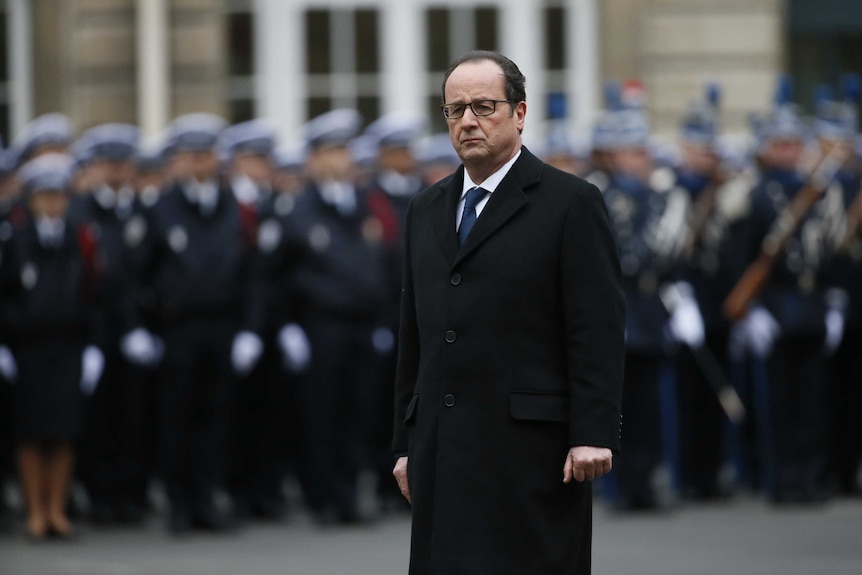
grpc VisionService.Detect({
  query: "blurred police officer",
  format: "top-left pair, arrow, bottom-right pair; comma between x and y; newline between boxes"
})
414,133 -> 462,187
602,108 -> 690,510
361,112 -> 426,512
13,114 -> 74,169
282,109 -> 388,524
272,141 -> 308,197
541,126 -> 591,178
72,124 -> 162,524
142,113 -> 254,533
0,154 -> 105,539
737,80 -> 844,503
812,78 -> 862,496
671,86 -> 753,500
218,120 -> 294,520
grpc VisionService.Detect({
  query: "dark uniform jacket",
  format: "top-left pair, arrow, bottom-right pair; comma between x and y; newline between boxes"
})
745,168 -> 842,338
392,148 -> 625,575
141,182 -> 252,328
281,183 -> 388,323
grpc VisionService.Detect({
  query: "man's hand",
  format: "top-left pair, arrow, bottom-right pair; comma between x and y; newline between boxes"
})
392,456 -> 410,504
563,446 -> 613,483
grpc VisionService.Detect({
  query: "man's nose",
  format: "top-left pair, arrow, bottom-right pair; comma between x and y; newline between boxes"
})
460,106 -> 480,126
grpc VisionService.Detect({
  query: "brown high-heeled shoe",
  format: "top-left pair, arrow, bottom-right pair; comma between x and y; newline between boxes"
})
25,515 -> 48,542
47,515 -> 77,540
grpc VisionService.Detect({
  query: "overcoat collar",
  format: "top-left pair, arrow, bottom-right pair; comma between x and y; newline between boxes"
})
430,146 -> 543,267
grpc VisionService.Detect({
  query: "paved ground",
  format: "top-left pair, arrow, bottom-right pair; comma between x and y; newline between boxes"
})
1,495 -> 861,575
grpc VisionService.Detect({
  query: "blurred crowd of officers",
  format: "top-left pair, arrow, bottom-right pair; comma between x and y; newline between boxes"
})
0,72 -> 861,540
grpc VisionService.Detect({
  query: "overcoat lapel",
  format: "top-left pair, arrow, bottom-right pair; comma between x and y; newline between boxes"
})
430,169 -> 463,265
453,148 -> 543,267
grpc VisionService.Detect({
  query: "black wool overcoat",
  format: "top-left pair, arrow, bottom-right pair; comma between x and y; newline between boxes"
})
392,148 -> 625,575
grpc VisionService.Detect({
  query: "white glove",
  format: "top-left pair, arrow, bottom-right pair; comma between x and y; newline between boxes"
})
278,323 -> 311,373
666,284 -> 705,348
824,308 -> 845,355
0,346 -> 17,382
742,306 -> 780,358
121,327 -> 163,366
372,326 -> 395,355
80,346 -> 105,395
231,331 -> 264,376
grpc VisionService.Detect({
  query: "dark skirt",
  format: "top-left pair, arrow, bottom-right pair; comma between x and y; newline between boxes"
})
12,341 -> 85,443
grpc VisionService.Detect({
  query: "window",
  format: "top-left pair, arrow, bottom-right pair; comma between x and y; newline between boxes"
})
226,1 -> 255,123
303,8 -> 381,125
424,6 -> 500,132
544,1 -> 568,121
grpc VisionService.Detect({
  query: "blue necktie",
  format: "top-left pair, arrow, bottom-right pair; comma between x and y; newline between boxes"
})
458,186 -> 488,246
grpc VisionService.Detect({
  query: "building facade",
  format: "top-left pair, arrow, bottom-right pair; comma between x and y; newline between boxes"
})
1,0 -> 861,146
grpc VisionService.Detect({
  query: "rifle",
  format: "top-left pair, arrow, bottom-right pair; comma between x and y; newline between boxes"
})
660,283 -> 746,424
839,183 -> 862,254
722,146 -> 849,322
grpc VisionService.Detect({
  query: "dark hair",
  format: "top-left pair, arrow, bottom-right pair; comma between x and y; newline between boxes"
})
441,51 -> 527,105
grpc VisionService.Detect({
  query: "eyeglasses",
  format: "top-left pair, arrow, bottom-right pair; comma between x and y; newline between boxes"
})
440,100 -> 515,120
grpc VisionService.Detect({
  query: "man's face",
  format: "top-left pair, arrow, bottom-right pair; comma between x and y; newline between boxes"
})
764,137 -> 803,171
96,159 -> 136,190
233,154 -> 273,186
379,147 -> 417,175
173,150 -> 218,182
681,142 -> 720,176
612,147 -> 652,182
307,145 -> 353,182
29,190 -> 69,220
443,60 -> 526,173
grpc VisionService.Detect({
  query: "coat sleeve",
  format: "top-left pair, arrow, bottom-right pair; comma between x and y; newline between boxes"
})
391,197 -> 420,454
560,181 -> 626,452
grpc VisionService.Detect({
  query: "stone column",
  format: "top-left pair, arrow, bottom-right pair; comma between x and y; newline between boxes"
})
137,0 -> 170,137
254,0 -> 305,139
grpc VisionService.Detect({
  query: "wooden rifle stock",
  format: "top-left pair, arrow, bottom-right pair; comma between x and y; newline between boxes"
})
722,147 -> 848,322
723,255 -> 773,322
840,184 -> 862,253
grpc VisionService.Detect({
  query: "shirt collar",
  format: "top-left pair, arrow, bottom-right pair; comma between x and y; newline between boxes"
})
461,149 -> 522,198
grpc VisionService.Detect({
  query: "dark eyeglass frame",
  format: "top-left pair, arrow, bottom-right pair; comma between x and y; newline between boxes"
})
440,99 -> 516,120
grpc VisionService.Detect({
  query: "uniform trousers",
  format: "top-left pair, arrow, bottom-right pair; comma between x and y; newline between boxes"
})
675,330 -> 730,499
159,318 -> 233,514
297,313 -> 378,518
614,351 -> 665,508
763,335 -> 828,502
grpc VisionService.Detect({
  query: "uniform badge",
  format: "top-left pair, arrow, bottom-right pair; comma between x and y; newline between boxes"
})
274,194 -> 295,217
168,226 -> 188,253
257,219 -> 282,253
124,216 -> 147,248
361,216 -> 383,245
610,195 -> 635,222
308,224 -> 331,253
21,263 -> 38,290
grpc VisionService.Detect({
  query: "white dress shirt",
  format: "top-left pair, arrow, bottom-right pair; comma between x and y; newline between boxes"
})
456,149 -> 521,231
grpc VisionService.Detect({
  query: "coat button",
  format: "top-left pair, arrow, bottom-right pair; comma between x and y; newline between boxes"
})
444,330 -> 457,343
443,394 -> 455,407
450,273 -> 462,286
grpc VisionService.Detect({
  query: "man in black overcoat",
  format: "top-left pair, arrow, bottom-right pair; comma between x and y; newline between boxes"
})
392,51 -> 625,575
